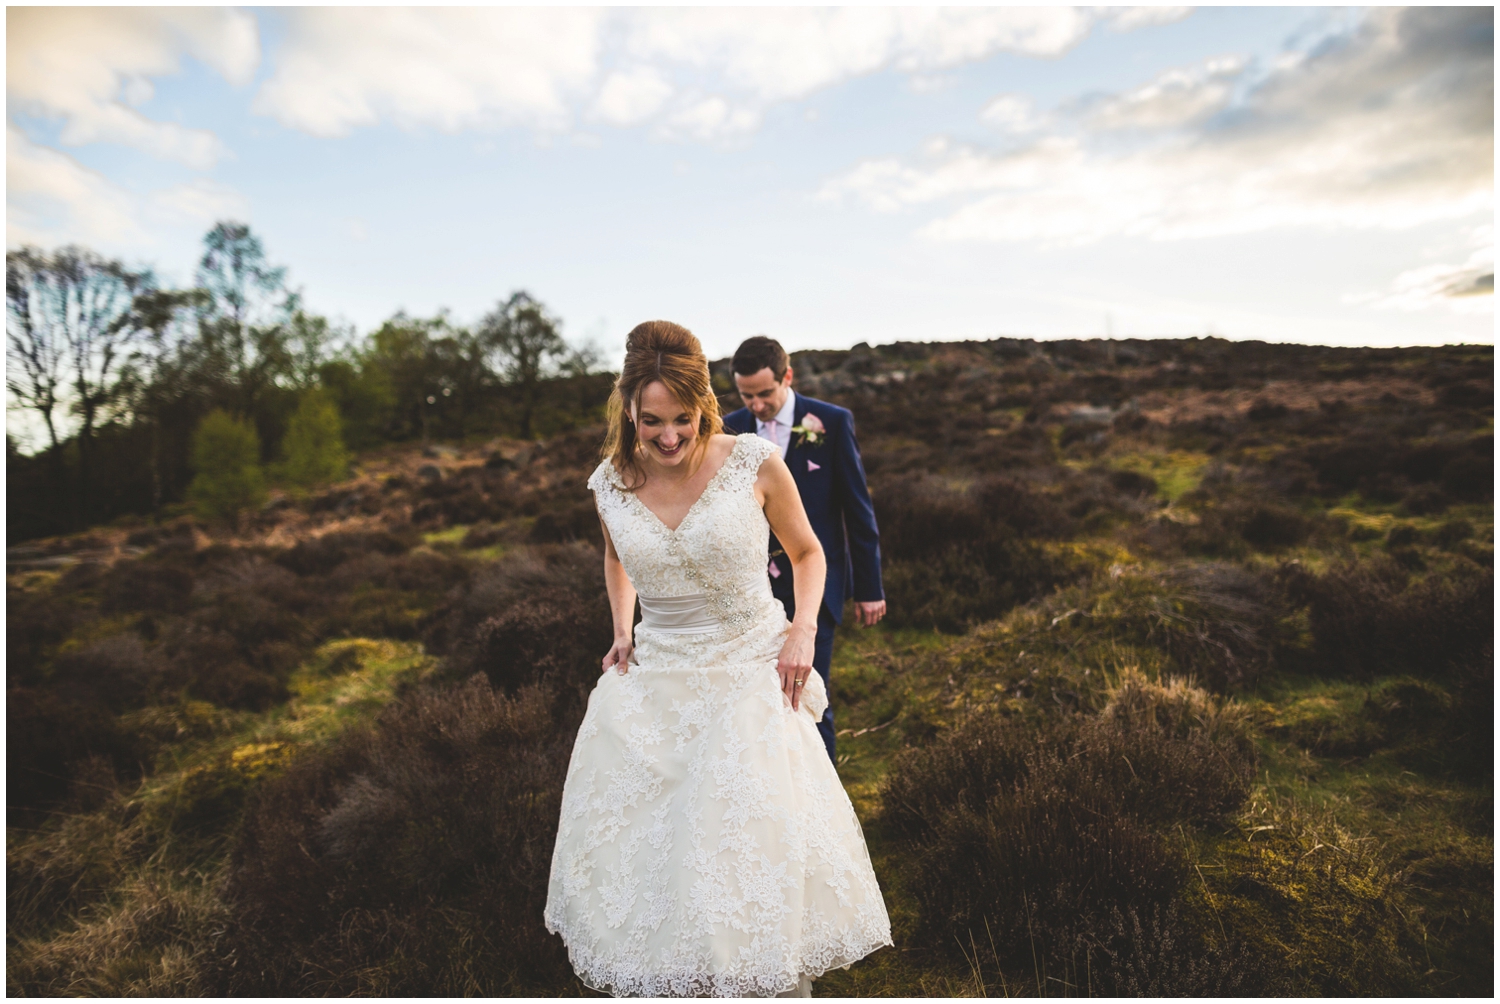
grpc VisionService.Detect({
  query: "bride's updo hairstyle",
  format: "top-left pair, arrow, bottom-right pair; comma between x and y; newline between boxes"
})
603,320 -> 723,490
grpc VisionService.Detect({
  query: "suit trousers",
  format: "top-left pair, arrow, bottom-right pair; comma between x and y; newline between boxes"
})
775,594 -> 838,763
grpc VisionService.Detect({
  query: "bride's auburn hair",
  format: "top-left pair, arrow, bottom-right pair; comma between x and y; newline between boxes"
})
603,320 -> 723,490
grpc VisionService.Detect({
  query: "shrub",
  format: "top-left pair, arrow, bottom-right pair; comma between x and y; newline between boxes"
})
1204,800 -> 1425,995
1100,668 -> 1257,777
144,556 -> 317,710
1440,450 -> 1492,501
1108,468 -> 1157,497
280,388 -> 350,491
528,497 -> 602,544
430,543 -> 612,710
874,474 -> 1077,631
1281,557 -> 1492,680
882,675 -> 1256,970
1059,563 -> 1280,690
6,584 -> 81,687
274,529 -> 414,577
1430,516 -> 1474,549
1081,904 -> 1293,996
187,410 -> 266,526
99,559 -> 195,616
50,633 -> 156,711
220,677 -> 579,995
6,686 -> 137,814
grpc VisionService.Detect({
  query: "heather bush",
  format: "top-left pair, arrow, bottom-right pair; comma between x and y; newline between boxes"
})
529,496 -> 604,544
1203,799 -> 1426,995
1081,905 -> 1293,996
273,528 -> 416,577
6,583 -> 80,687
49,633 -> 156,711
1266,665 -> 1492,783
874,473 -> 1077,631
6,685 -> 138,814
220,677 -> 579,995
412,477 -> 510,526
430,542 -> 612,712
98,559 -> 195,616
143,558 -> 316,710
882,675 -> 1256,973
1281,557 -> 1492,680
1045,563 -> 1280,690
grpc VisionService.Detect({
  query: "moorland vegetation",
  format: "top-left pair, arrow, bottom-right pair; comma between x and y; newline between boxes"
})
6,233 -> 1493,996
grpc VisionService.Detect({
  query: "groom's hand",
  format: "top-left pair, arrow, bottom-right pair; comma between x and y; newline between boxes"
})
854,600 -> 887,627
602,635 -> 635,674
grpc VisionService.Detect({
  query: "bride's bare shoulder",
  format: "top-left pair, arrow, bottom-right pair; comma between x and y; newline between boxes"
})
707,433 -> 741,460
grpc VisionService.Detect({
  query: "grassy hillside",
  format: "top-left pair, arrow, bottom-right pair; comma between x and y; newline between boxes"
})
8,336 -> 1492,995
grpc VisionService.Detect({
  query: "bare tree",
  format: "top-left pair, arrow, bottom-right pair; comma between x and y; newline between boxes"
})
7,246 -> 153,522
480,291 -> 568,439
6,249 -> 66,457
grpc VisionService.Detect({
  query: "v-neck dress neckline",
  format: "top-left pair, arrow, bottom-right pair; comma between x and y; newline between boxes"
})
628,436 -> 744,534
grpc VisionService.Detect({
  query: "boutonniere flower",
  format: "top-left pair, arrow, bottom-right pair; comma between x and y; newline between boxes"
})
790,412 -> 825,446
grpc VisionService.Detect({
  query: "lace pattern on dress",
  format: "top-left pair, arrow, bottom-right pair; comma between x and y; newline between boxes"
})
547,434 -> 890,997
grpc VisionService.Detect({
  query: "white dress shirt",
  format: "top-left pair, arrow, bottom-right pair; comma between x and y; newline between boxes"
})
755,390 -> 797,459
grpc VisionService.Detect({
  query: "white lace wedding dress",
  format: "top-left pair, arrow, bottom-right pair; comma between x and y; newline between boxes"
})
545,434 -> 892,997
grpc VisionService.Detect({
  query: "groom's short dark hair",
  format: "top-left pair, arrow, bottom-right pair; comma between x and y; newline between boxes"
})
733,336 -> 789,380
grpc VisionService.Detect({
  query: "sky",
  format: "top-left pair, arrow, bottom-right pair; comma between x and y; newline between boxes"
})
6,5 -> 1495,369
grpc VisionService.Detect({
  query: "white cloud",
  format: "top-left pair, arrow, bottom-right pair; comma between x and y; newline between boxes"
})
249,7 -> 1153,141
7,7 -> 257,168
1364,227 -> 1494,314
1083,56 -> 1244,130
7,125 -> 248,253
823,7 -> 1493,244
981,95 -> 1042,133
1102,7 -> 1195,32
253,8 -> 603,137
621,7 -> 1094,105
7,125 -> 144,246
593,67 -> 673,127
662,97 -> 761,142
151,179 -> 251,230
909,74 -> 957,95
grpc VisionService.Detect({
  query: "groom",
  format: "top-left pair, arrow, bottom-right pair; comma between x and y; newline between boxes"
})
723,336 -> 885,763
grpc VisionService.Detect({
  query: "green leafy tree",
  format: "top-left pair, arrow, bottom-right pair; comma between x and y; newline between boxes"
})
318,357 -> 395,451
187,409 -> 265,525
120,288 -> 209,511
365,312 -> 448,441
480,291 -> 567,439
281,388 -> 349,491
284,309 -> 349,391
195,222 -> 294,416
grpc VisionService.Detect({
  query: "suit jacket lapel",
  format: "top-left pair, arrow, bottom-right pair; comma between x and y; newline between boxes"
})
784,409 -> 805,487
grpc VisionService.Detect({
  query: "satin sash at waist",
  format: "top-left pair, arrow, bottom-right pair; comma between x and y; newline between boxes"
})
637,593 -> 719,635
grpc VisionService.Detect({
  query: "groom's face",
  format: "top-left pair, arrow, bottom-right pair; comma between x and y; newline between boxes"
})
734,366 -> 794,423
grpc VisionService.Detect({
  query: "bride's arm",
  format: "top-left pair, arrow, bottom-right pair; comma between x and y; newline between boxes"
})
599,519 -> 637,674
758,454 -> 827,711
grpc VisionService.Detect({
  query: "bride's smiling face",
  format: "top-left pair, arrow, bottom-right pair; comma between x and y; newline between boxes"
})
634,380 -> 701,467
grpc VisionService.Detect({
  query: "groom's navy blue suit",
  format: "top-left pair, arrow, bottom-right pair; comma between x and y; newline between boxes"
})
723,394 -> 883,761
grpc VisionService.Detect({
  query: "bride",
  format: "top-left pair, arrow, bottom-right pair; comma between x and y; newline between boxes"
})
545,321 -> 892,997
